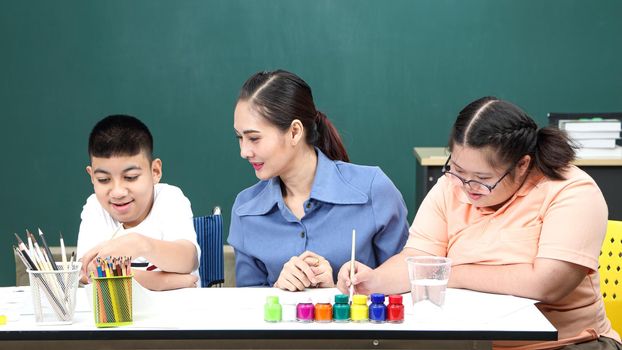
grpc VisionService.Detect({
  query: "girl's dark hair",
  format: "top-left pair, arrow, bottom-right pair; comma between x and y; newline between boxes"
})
88,114 -> 153,161
238,70 -> 349,162
449,96 -> 575,180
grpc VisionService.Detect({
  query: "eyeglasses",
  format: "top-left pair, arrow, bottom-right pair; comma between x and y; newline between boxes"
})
441,155 -> 512,194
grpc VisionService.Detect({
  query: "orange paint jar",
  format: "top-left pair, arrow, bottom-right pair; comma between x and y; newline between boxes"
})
314,296 -> 333,323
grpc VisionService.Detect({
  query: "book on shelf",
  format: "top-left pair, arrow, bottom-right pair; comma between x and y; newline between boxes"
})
566,131 -> 621,140
573,139 -> 618,148
575,146 -> 622,159
559,119 -> 621,132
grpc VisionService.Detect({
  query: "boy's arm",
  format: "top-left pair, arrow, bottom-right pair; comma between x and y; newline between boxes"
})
139,236 -> 198,273
133,270 -> 198,291
82,233 -> 198,274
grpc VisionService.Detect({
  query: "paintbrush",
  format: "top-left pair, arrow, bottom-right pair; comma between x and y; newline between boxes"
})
38,228 -> 59,270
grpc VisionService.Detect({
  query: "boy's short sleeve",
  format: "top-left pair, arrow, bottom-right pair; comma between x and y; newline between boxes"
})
76,194 -> 117,260
150,185 -> 200,261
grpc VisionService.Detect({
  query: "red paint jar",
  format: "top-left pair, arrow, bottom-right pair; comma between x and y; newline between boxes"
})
386,294 -> 404,323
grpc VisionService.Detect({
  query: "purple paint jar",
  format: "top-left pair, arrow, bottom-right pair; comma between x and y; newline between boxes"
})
296,298 -> 315,322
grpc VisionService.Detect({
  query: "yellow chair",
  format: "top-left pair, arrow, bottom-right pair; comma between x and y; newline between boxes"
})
599,220 -> 622,334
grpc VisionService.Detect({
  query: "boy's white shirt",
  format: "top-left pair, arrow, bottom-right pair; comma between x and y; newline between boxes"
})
76,183 -> 200,278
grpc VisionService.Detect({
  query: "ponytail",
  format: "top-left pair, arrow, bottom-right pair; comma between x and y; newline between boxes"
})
451,97 -> 575,180
238,70 -> 350,162
533,127 -> 576,180
313,111 -> 349,162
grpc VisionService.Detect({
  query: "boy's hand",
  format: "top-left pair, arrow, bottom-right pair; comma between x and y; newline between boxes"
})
79,234 -> 147,282
79,241 -> 106,283
91,233 -> 147,260
78,259 -> 99,284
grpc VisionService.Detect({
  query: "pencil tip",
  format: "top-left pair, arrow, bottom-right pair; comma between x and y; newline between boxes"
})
38,228 -> 44,236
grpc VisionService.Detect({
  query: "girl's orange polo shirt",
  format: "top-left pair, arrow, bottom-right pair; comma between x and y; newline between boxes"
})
406,165 -> 620,349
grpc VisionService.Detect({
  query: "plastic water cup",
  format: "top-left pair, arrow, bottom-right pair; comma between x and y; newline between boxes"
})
406,256 -> 451,307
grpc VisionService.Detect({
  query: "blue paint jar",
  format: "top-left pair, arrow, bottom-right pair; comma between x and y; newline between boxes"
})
368,293 -> 386,323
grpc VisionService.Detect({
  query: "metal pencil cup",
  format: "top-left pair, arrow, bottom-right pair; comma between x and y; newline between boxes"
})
27,263 -> 81,325
92,275 -> 133,327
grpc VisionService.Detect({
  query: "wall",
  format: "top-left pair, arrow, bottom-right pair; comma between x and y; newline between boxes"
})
1,0 -> 621,286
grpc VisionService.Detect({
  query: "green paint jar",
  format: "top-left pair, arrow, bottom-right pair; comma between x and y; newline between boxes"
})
264,296 -> 282,322
333,294 -> 350,322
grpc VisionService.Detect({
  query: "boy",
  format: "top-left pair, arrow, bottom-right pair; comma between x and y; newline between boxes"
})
77,115 -> 200,290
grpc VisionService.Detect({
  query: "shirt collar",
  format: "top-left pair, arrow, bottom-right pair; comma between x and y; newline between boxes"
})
235,148 -> 368,217
309,148 -> 368,205
235,178 -> 282,216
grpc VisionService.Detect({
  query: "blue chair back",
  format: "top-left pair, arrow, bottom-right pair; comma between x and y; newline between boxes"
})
193,212 -> 224,287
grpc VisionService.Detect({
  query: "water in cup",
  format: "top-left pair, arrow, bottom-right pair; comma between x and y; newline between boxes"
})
406,256 -> 452,308
410,278 -> 448,307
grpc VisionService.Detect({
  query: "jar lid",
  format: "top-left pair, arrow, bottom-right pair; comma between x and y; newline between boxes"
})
388,294 -> 403,304
266,296 -> 279,304
370,293 -> 385,303
334,294 -> 349,304
352,294 -> 368,305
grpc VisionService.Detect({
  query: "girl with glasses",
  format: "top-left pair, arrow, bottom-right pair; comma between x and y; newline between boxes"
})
338,97 -> 620,350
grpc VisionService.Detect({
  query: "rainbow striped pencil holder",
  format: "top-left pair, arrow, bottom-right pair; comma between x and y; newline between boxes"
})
92,276 -> 133,327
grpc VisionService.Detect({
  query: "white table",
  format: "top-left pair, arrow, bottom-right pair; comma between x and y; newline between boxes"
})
0,286 -> 557,349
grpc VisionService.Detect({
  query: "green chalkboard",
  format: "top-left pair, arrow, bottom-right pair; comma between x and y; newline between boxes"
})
1,0 -> 621,286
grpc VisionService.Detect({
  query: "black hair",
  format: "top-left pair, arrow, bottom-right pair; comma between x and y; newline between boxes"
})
449,96 -> 575,180
88,114 -> 153,161
238,70 -> 349,162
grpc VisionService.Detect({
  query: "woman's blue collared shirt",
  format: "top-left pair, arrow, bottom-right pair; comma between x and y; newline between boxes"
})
228,150 -> 409,287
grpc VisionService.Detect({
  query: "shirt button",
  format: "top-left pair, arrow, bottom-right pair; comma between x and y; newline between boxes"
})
300,231 -> 305,238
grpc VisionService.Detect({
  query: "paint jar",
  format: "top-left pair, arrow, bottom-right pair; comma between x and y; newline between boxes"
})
264,296 -> 282,322
368,293 -> 386,323
386,294 -> 404,323
314,296 -> 332,323
332,294 -> 350,322
281,297 -> 297,322
350,294 -> 368,322
296,298 -> 314,322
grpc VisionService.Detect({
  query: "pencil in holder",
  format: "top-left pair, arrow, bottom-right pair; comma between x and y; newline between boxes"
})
92,275 -> 133,327
27,262 -> 81,325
